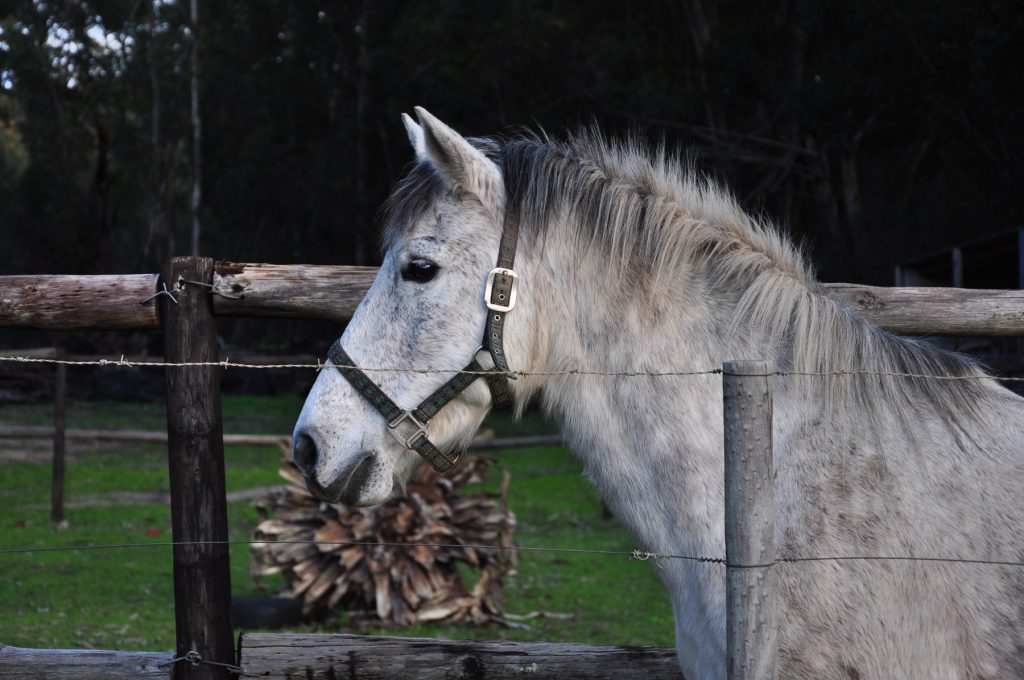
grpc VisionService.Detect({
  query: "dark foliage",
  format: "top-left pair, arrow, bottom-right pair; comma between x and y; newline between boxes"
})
1,2 -> 1021,337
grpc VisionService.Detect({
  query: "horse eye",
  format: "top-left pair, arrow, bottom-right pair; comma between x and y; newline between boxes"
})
401,258 -> 439,283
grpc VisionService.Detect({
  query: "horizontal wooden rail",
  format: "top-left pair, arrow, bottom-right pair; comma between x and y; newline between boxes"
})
0,346 -> 59,359
0,352 -> 323,365
3,264 -> 1024,335
211,261 -> 377,322
0,426 -> 562,451
820,283 -> 1024,337
0,634 -> 683,679
0,274 -> 160,330
0,645 -> 171,679
0,426 -> 290,447
238,633 -> 683,679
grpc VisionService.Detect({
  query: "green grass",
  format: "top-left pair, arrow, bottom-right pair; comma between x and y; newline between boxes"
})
0,396 -> 674,651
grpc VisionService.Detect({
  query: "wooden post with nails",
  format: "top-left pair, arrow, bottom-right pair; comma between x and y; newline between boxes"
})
723,360 -> 777,680
161,257 -> 234,680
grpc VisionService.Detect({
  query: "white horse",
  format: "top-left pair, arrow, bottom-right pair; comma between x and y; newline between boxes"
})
294,108 -> 1024,679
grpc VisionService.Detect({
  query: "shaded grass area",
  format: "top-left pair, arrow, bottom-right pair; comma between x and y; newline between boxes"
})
0,396 -> 674,651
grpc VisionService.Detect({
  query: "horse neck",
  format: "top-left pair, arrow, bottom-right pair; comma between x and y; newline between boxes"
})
509,233 -> 805,670
510,236 -> 768,556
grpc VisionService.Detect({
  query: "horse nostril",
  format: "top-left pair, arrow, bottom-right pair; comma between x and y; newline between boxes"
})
292,433 -> 318,475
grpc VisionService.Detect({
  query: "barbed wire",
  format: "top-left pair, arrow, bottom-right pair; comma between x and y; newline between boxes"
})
1,538 -> 1022,569
0,538 -> 716,563
159,650 -> 247,676
2,353 -> 1022,572
2,354 -> 1023,382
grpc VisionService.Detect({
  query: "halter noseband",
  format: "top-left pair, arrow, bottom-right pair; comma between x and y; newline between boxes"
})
327,211 -> 520,472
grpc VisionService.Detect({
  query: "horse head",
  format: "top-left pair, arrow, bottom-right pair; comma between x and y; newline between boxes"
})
292,108 -> 518,506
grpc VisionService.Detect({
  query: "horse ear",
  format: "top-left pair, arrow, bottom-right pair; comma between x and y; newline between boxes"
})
413,106 -> 503,212
402,113 -> 426,160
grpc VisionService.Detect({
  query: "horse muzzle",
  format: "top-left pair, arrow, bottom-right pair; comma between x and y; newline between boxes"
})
293,432 -> 392,506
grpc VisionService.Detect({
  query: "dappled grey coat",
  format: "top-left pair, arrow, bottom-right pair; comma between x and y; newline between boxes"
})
295,108 -> 1024,679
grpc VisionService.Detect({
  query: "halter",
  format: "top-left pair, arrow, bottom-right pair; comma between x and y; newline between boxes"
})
327,211 -> 520,472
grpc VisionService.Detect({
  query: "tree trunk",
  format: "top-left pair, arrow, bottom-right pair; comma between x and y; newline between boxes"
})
144,0 -> 168,263
190,0 -> 202,256
353,0 -> 371,265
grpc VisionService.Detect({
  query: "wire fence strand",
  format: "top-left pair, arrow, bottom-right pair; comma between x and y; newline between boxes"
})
1,538 -> 1023,569
2,353 -> 1023,572
2,354 -> 1024,382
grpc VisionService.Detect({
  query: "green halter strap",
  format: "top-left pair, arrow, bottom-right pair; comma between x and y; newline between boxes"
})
328,211 -> 519,472
483,202 -> 520,378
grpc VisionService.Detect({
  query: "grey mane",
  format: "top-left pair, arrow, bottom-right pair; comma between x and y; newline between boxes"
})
381,128 -> 995,436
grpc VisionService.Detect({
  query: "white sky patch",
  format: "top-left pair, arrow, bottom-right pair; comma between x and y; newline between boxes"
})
39,18 -> 136,89
0,28 -> 10,88
46,24 -> 80,54
3,11 -> 139,92
86,24 -> 131,52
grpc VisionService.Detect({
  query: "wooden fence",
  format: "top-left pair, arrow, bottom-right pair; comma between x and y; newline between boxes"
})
4,260 -> 1024,335
1,258 -> 1022,678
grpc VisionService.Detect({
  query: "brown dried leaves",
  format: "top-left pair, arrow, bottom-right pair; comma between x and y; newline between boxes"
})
251,457 -> 517,627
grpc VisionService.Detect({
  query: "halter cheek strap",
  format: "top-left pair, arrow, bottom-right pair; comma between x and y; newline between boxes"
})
484,206 -> 520,378
328,210 -> 519,472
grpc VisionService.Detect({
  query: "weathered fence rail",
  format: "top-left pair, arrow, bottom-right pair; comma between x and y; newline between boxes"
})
0,634 -> 683,679
239,633 -> 683,679
0,426 -> 560,454
4,263 -> 1024,334
0,273 -> 160,329
0,425 -> 291,446
0,645 -> 171,679
211,261 -> 377,321
820,283 -> 1024,336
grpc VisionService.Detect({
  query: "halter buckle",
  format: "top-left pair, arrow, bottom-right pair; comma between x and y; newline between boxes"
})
484,268 -> 519,313
387,410 -> 428,449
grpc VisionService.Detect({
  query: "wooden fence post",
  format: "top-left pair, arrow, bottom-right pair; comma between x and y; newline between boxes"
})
162,257 -> 234,680
722,360 -> 777,680
50,347 -> 67,524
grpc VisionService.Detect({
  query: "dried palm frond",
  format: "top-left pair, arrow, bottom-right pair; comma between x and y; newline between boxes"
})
251,457 -> 516,627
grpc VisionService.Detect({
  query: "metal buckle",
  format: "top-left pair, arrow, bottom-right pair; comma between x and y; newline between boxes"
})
473,345 -> 492,367
484,268 -> 519,313
387,410 -> 428,449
